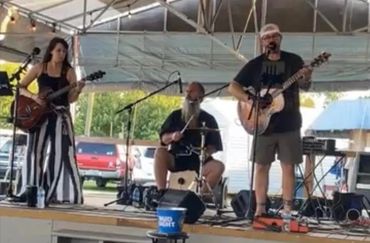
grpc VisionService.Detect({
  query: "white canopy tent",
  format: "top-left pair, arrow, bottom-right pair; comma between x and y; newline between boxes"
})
0,0 -> 369,93
1,0 -> 369,195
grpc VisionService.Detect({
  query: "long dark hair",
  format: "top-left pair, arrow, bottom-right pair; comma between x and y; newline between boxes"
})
42,37 -> 72,75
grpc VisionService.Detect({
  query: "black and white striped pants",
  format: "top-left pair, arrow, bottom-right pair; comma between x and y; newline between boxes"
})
21,108 -> 83,204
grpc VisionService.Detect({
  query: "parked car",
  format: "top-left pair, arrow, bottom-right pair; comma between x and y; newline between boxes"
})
0,134 -> 11,149
76,141 -> 135,188
131,146 -> 155,184
0,134 -> 27,179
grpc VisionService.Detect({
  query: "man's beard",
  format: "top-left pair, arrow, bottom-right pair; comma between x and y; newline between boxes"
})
181,98 -> 200,125
266,42 -> 280,54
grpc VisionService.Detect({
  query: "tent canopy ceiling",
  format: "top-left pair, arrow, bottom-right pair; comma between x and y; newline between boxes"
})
4,0 -> 369,32
1,0 -> 370,93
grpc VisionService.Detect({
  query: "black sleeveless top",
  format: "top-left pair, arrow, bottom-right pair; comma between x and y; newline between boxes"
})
37,64 -> 70,107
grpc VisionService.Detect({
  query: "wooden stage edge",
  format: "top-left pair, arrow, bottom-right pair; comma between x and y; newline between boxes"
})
0,204 -> 369,243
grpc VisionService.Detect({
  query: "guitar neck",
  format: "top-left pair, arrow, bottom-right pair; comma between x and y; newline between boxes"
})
270,72 -> 302,98
271,65 -> 313,98
47,84 -> 74,101
44,71 -> 105,101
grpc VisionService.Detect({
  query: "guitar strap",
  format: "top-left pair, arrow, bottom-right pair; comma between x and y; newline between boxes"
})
41,63 -> 46,77
264,81 -> 273,96
58,65 -> 68,90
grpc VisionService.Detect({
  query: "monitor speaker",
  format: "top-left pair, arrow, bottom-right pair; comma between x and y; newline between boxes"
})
332,192 -> 363,221
231,190 -> 270,219
158,189 -> 205,224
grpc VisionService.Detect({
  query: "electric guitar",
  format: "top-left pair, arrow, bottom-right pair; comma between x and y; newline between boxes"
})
238,52 -> 331,135
12,70 -> 105,132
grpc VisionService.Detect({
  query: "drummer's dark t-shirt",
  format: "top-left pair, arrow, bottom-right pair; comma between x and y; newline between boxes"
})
159,109 -> 223,171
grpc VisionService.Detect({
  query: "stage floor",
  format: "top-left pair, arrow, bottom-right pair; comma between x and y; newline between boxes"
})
0,200 -> 370,243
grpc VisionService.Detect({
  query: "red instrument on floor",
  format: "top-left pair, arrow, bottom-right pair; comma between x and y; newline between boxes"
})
253,215 -> 309,233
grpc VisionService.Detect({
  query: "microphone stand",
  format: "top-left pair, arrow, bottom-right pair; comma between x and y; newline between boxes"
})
246,47 -> 279,222
246,86 -> 261,222
210,82 -> 264,226
104,78 -> 181,207
6,52 -> 38,199
202,83 -> 229,98
217,49 -> 274,226
197,83 -> 230,217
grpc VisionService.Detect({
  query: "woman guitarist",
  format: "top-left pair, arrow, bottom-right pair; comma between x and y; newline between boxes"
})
17,37 -> 83,204
228,24 -> 312,219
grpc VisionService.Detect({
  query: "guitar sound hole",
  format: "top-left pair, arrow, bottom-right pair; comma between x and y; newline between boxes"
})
178,178 -> 185,185
261,93 -> 273,108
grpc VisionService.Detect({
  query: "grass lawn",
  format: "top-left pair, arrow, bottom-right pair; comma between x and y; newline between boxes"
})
82,179 -> 118,192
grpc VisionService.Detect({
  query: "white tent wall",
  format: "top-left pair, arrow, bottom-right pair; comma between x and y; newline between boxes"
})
202,99 -> 337,195
201,99 -> 251,194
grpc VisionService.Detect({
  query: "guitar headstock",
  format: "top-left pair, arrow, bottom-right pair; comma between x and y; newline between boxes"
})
84,70 -> 106,82
310,52 -> 331,68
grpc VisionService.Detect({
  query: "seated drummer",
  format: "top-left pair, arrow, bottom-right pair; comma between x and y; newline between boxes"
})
154,82 -> 225,192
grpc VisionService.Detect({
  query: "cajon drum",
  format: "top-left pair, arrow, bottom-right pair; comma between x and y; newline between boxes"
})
168,170 -> 197,191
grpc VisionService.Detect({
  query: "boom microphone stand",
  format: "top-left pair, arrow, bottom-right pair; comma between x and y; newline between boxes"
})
202,83 -> 229,98
104,76 -> 182,207
6,47 -> 40,198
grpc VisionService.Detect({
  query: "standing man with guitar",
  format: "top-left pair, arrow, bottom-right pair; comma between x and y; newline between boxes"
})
154,82 -> 224,193
17,37 -> 83,204
228,24 -> 312,218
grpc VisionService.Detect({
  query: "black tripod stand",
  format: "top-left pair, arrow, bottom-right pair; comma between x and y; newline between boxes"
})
244,86 -> 265,222
3,47 -> 40,199
201,83 -> 230,215
104,77 -> 182,207
0,72 -> 14,199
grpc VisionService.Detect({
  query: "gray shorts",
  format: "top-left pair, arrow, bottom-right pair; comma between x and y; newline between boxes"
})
252,130 -> 303,165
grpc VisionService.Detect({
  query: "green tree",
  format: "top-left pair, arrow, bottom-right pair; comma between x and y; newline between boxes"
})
323,92 -> 343,107
300,94 -> 315,108
74,91 -> 181,141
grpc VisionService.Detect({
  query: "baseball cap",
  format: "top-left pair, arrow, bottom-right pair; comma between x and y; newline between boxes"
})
260,23 -> 281,38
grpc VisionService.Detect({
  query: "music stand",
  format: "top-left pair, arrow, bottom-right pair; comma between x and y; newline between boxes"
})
0,71 -> 13,96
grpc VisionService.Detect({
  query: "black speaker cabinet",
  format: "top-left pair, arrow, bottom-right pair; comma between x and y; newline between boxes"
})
358,153 -> 370,174
300,197 -> 332,218
332,192 -> 363,221
158,189 -> 205,224
231,190 -> 270,219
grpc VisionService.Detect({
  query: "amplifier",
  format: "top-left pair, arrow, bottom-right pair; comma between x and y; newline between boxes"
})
303,136 -> 336,154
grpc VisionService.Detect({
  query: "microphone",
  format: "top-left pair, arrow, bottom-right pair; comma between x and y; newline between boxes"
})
177,71 -> 183,94
9,47 -> 41,81
32,47 -> 41,56
267,42 -> 277,51
265,42 -> 277,57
